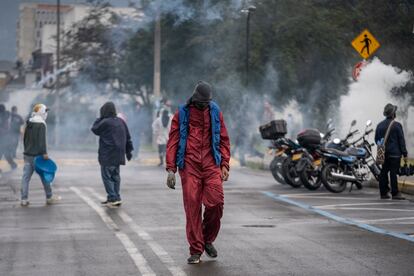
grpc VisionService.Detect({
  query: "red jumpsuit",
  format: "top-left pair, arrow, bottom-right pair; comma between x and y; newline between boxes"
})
166,106 -> 231,255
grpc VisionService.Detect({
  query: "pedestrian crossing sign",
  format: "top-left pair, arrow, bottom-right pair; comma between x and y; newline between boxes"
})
351,29 -> 380,59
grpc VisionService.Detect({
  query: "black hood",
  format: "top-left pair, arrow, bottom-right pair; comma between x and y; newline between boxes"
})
100,102 -> 117,118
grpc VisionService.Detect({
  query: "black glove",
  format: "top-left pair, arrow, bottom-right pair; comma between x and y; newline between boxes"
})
126,152 -> 132,161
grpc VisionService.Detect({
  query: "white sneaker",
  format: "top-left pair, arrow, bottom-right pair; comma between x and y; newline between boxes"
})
21,200 -> 29,207
46,195 -> 62,205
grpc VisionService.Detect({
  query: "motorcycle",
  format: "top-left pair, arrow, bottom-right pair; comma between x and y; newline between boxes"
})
268,139 -> 288,185
321,120 -> 380,193
278,137 -> 303,188
296,127 -> 335,191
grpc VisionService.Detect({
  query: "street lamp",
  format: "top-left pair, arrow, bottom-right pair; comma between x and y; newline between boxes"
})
241,5 -> 256,87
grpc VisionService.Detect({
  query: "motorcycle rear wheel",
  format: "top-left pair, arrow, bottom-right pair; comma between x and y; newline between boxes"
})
321,163 -> 347,193
270,156 -> 286,185
281,158 -> 302,188
300,165 -> 322,191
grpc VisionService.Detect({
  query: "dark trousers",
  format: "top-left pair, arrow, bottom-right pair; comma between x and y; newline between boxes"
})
101,166 -> 121,202
379,157 -> 401,196
0,149 -> 17,169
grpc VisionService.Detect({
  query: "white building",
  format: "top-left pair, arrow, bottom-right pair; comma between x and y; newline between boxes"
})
17,3 -> 140,66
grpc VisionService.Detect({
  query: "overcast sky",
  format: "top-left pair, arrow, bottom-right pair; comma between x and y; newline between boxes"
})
0,0 -> 130,62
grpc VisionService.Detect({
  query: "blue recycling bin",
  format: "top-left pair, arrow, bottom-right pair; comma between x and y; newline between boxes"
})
34,156 -> 58,185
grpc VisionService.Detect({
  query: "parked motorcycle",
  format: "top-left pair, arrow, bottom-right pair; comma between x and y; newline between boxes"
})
321,120 -> 380,193
296,126 -> 335,191
268,139 -> 288,185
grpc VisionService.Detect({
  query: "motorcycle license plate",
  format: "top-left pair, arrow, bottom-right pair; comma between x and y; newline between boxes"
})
313,159 -> 321,166
292,153 -> 303,161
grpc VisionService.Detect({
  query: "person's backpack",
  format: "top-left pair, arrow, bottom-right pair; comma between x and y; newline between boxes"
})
376,120 -> 395,165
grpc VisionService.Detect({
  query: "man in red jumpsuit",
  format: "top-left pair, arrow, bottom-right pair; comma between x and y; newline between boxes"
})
166,81 -> 231,264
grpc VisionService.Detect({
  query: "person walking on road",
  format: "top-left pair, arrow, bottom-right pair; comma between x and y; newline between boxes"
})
152,109 -> 171,166
0,104 -> 17,170
10,106 -> 24,158
375,103 -> 408,200
21,104 -> 61,206
92,102 -> 133,208
165,81 -> 231,264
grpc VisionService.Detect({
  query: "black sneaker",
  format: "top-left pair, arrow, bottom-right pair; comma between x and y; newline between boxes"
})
380,194 -> 391,199
392,193 -> 406,200
205,243 -> 218,258
187,254 -> 201,264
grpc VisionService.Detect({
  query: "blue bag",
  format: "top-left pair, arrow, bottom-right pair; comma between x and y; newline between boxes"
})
34,156 -> 58,185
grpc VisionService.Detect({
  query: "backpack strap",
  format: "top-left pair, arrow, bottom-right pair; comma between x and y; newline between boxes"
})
383,120 -> 395,148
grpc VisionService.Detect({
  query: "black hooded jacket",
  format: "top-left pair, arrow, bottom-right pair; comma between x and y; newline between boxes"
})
375,118 -> 408,158
91,103 -> 133,166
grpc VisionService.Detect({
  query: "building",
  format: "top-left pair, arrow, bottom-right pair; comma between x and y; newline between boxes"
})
17,3 -> 141,66
17,3 -> 74,65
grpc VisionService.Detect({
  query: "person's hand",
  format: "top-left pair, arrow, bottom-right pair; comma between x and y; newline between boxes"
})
403,156 -> 408,164
167,171 -> 176,189
221,167 -> 229,181
43,154 -> 49,160
126,152 -> 132,161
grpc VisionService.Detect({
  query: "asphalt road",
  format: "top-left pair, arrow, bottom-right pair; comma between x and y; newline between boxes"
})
1,150 -> 414,276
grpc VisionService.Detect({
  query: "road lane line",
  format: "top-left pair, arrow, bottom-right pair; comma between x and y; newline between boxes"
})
314,202 -> 400,208
322,207 -> 414,212
86,188 -> 186,276
262,191 -> 414,243
356,217 -> 414,223
282,195 -> 380,200
70,187 -> 155,276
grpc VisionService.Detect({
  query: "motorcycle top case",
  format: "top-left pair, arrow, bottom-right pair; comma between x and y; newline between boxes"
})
297,128 -> 322,148
259,120 -> 287,140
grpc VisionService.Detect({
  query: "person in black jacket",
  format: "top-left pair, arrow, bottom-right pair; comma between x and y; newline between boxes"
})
10,106 -> 24,158
375,103 -> 408,200
21,104 -> 61,206
92,102 -> 133,207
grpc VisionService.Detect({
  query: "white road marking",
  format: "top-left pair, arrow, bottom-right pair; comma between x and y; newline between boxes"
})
70,187 -> 155,276
86,188 -> 187,276
279,192 -> 330,197
356,217 -> 414,223
282,195 -> 381,201
315,202 -> 401,209
321,207 -> 414,212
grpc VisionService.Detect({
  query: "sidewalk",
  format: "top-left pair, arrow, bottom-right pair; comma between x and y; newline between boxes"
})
241,154 -> 414,195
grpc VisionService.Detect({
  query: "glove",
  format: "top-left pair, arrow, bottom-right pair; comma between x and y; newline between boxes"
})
166,171 -> 176,189
126,152 -> 132,161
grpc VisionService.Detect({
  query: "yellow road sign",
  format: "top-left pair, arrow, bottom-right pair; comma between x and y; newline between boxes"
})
351,29 -> 380,59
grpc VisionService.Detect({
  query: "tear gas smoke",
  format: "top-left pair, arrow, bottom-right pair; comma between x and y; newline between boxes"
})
339,58 -> 413,153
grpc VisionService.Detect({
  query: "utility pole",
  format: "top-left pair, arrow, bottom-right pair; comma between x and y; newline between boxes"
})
243,5 -> 256,87
55,0 -> 61,146
153,15 -> 161,98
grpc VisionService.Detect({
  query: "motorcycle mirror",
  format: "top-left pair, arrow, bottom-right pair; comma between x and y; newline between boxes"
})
351,120 -> 357,127
366,120 -> 372,127
333,138 -> 341,144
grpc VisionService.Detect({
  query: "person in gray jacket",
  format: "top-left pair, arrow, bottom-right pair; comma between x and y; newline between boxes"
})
21,104 -> 61,206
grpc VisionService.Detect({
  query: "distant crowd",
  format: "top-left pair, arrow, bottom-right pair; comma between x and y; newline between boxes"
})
0,104 -> 24,173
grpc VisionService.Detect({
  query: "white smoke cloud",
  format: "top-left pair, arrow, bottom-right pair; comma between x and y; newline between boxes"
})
339,57 -> 413,150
